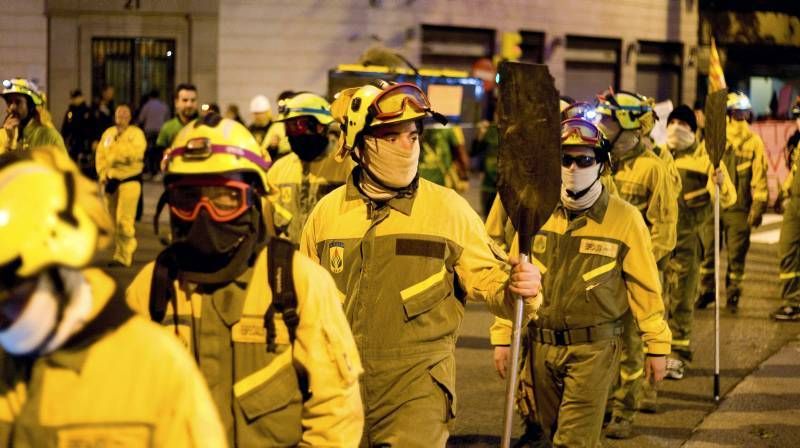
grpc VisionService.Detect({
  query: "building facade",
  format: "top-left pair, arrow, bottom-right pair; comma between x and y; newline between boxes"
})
2,0 -> 700,128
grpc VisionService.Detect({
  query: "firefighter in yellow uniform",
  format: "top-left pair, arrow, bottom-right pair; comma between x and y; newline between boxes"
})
96,104 -> 146,266
0,78 -> 66,154
0,146 -> 224,447
267,93 -> 352,244
773,112 -> 800,320
595,91 -> 677,438
300,80 -> 541,447
698,92 -> 768,313
641,106 -> 736,409
125,115 -> 364,447
522,117 -> 669,446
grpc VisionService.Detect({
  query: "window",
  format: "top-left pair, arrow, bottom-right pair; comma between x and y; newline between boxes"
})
520,31 -> 545,64
637,41 -> 683,104
92,37 -> 176,109
564,36 -> 621,102
421,25 -> 495,72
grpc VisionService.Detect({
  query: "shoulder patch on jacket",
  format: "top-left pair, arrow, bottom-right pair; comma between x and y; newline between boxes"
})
396,239 -> 446,259
579,239 -> 619,258
533,234 -> 547,254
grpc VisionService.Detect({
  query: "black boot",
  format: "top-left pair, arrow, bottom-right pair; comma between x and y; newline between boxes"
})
696,291 -> 716,309
727,295 -> 740,314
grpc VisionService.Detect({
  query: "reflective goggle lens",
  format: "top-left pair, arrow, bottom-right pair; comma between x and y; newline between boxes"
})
561,119 -> 602,144
284,116 -> 317,137
561,154 -> 596,168
168,179 -> 252,222
372,83 -> 430,120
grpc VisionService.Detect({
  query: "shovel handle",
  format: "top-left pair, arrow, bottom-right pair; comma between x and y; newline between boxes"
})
501,253 -> 528,448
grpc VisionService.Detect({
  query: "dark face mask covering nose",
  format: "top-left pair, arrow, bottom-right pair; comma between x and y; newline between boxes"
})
171,209 -> 259,279
289,134 -> 329,162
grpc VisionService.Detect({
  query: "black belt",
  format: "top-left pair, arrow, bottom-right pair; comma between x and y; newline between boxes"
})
529,321 -> 623,346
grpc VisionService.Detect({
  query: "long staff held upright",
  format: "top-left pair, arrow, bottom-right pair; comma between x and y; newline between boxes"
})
496,62 -> 561,447
704,88 -> 727,401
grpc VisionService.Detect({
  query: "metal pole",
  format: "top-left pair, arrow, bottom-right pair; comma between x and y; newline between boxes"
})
501,253 -> 528,448
714,184 -> 721,402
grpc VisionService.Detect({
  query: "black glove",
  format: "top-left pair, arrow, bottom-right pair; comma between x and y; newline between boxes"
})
104,178 -> 121,195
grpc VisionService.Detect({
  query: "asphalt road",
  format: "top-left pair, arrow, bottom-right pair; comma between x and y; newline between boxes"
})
100,178 -> 800,447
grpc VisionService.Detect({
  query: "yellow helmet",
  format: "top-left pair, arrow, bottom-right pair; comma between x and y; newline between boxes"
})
280,93 -> 334,125
726,91 -> 752,111
163,115 -> 272,192
331,80 -> 443,161
2,78 -> 46,106
0,146 -> 112,282
561,118 -> 611,163
596,90 -> 654,131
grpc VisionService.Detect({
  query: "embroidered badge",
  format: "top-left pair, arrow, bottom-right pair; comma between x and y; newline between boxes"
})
579,239 -> 619,258
533,235 -> 547,254
329,241 -> 345,274
281,186 -> 292,204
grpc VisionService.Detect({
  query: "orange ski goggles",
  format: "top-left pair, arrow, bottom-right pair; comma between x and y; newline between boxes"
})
167,177 -> 255,222
370,83 -> 432,121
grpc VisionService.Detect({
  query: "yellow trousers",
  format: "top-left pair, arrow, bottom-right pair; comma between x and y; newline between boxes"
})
105,181 -> 140,266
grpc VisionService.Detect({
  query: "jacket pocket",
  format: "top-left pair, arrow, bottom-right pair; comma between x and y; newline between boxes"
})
584,263 -> 626,318
235,350 -> 302,422
428,356 -> 457,422
401,266 -> 448,320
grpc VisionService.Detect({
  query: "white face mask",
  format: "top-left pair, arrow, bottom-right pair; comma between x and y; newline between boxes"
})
0,269 -> 92,355
358,136 -> 420,199
666,123 -> 695,151
561,162 -> 603,210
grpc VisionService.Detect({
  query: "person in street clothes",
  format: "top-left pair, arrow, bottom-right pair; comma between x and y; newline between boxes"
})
0,78 -> 66,154
0,146 -> 225,447
61,88 -> 93,170
595,90 -> 677,438
300,79 -> 542,447
155,83 -> 199,180
520,117 -> 670,446
95,104 -> 147,267
137,89 -> 169,178
697,91 -> 768,313
126,114 -> 364,447
267,93 -> 352,244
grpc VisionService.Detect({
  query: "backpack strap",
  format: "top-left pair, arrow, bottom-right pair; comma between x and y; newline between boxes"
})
266,237 -> 299,353
149,247 -> 180,335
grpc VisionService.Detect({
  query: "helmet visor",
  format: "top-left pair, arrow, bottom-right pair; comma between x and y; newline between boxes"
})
371,83 -> 431,121
167,177 -> 253,222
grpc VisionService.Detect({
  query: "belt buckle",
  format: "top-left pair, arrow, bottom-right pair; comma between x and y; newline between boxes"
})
553,329 -> 569,345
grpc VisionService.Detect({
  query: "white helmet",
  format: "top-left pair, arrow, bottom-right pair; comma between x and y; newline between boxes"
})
249,95 -> 271,113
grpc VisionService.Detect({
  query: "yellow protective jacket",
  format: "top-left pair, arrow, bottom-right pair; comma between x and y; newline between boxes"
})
95,125 -> 146,181
506,188 -> 671,354
300,171 -> 519,421
782,145 -> 800,198
724,120 -> 769,212
653,144 -> 683,205
0,269 -> 225,447
672,141 -> 737,211
267,151 -> 353,244
0,119 -> 66,154
126,247 -> 364,447
612,143 -> 678,263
